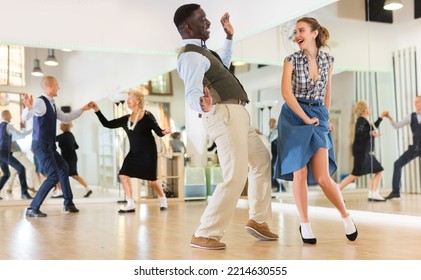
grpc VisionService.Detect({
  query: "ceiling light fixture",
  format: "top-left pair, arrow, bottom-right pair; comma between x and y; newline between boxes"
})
44,49 -> 59,66
383,0 -> 404,11
232,61 -> 248,66
31,59 -> 44,77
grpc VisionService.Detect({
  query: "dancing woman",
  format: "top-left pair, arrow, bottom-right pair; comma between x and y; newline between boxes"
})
276,17 -> 357,244
338,100 -> 387,201
91,90 -> 171,213
56,122 -> 92,198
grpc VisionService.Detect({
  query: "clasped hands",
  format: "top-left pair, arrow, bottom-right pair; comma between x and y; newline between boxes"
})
82,101 -> 99,112
22,93 -> 100,112
83,101 -> 172,135
380,111 -> 393,121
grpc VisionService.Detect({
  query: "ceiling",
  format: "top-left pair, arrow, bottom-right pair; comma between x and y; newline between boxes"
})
1,0 -> 337,52
0,0 -> 338,78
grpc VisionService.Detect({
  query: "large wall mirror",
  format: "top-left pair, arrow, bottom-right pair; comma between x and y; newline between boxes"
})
1,0 -> 420,218
364,0 -> 421,215
236,0 -> 421,216
0,46 -> 185,204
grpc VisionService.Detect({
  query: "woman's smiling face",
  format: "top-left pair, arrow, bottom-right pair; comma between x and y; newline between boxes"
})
294,21 -> 318,50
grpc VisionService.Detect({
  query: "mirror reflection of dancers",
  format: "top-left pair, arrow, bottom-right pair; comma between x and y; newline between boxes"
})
90,90 -> 171,213
338,101 -> 387,201
56,122 -> 92,198
384,96 -> 421,200
0,110 -> 33,200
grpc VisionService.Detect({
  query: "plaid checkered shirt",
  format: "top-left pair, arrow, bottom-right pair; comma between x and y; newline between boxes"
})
285,50 -> 334,101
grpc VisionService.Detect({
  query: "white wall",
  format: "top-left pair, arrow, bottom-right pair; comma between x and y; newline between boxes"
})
238,65 -> 283,136
330,71 -> 355,175
375,72 -> 398,189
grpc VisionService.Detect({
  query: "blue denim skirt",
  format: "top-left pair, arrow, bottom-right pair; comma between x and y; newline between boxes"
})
275,98 -> 337,185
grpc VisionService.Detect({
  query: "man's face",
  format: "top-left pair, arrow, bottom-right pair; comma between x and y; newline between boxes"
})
269,119 -> 276,129
3,112 -> 11,122
186,8 -> 211,41
45,79 -> 60,97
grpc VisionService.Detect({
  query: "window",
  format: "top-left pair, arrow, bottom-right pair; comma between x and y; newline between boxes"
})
149,72 -> 173,96
0,45 -> 25,87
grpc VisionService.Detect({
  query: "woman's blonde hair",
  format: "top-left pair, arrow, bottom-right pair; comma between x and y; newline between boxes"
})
128,89 -> 145,110
354,100 -> 368,117
60,122 -> 73,132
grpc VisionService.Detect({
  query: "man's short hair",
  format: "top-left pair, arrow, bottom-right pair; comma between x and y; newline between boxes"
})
173,3 -> 200,29
1,110 -> 10,118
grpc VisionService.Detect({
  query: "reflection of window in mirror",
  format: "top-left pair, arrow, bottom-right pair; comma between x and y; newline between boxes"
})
0,92 -> 24,128
143,101 -> 171,150
0,45 -> 25,86
149,73 -> 172,96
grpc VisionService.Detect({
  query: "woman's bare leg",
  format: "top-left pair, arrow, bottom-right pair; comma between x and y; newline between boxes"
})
292,166 -> 309,223
119,175 -> 135,211
149,180 -> 167,210
310,148 -> 357,240
338,174 -> 358,190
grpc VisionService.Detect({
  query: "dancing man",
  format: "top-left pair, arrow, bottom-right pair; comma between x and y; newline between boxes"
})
174,4 -> 278,250
22,76 -> 90,217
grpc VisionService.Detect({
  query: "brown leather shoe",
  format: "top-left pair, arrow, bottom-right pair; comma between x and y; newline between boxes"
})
190,235 -> 226,250
245,219 -> 279,241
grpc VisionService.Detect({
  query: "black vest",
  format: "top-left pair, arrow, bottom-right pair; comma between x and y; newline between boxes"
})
32,95 -> 57,149
410,112 -> 421,150
0,122 -> 11,152
179,44 -> 249,104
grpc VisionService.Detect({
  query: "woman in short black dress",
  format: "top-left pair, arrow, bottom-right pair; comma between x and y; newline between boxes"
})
56,122 -> 92,198
92,90 -> 171,213
339,100 -> 387,201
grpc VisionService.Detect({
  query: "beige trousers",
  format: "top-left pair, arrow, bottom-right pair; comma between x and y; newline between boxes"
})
195,104 -> 272,240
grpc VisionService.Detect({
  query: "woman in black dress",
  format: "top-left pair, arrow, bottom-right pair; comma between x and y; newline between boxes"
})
91,90 -> 171,213
56,122 -> 92,198
339,100 -> 387,201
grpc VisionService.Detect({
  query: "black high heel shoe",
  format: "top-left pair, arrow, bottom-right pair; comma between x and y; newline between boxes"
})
299,226 -> 317,244
346,222 -> 358,241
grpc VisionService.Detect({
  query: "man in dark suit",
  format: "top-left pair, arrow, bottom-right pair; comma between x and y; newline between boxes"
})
22,76 -> 90,217
384,96 -> 421,199
0,110 -> 33,200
